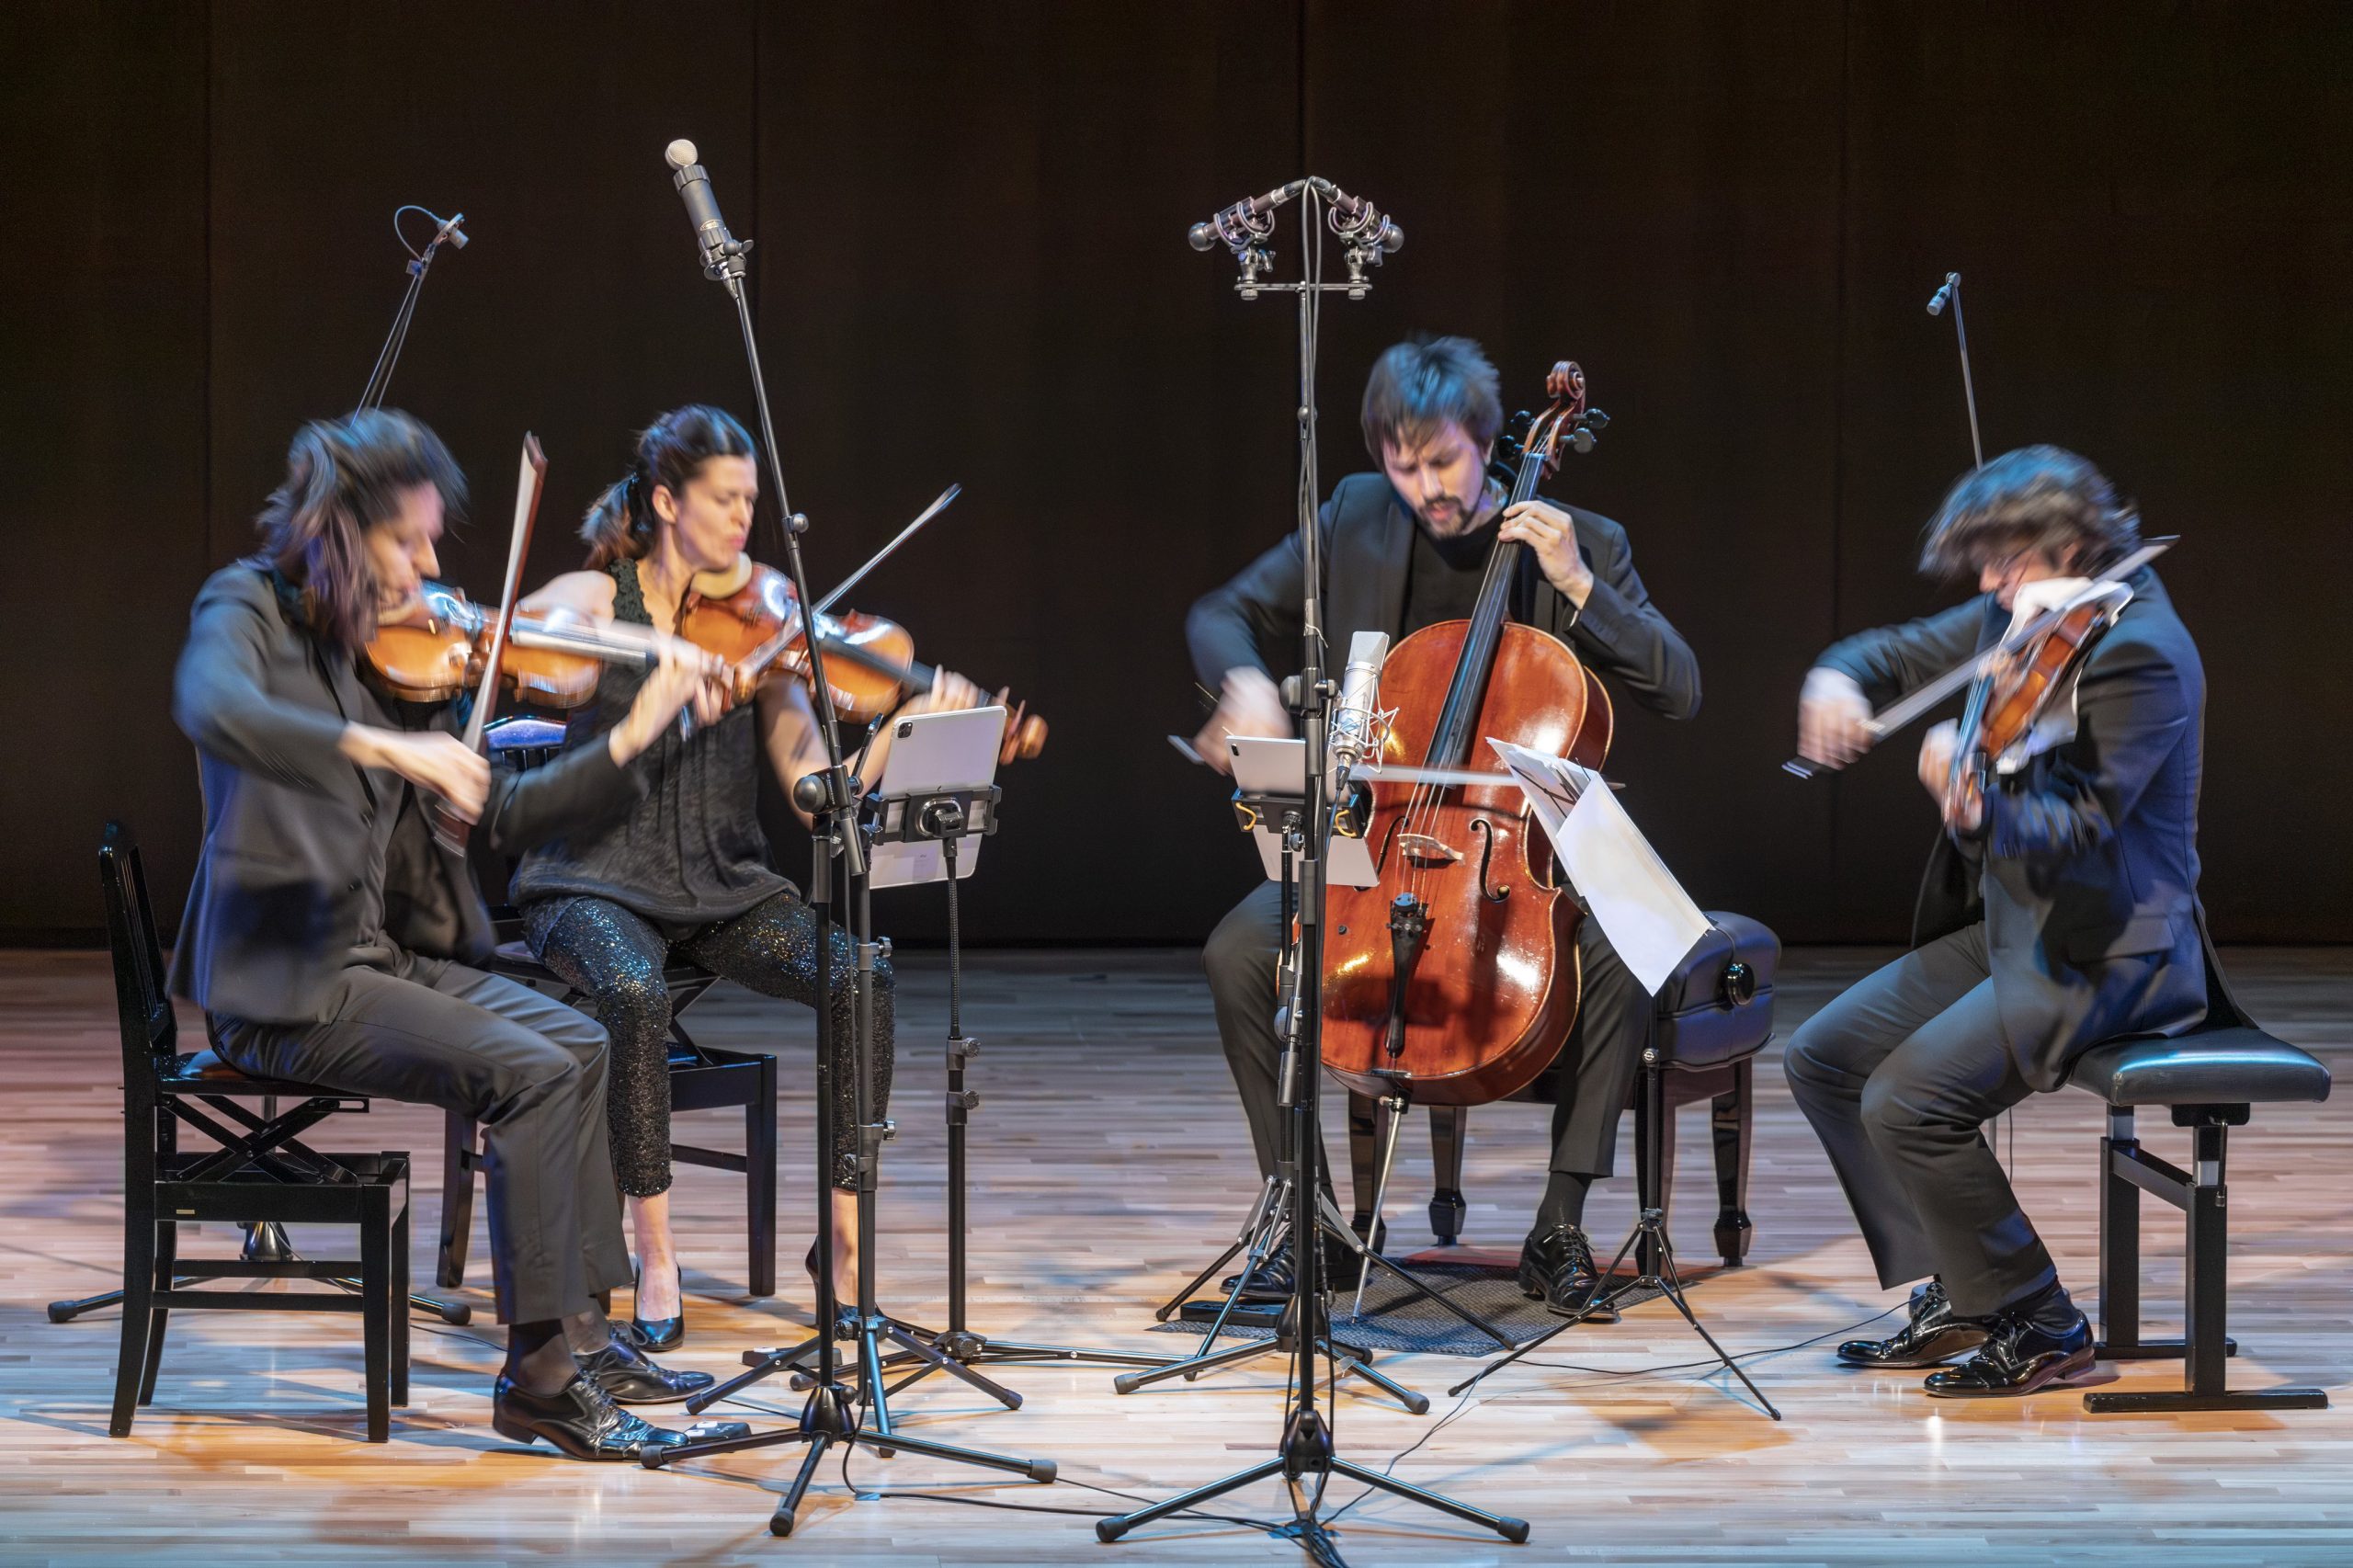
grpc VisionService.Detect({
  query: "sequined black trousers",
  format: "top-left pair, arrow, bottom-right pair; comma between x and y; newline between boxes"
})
525,891 -> 895,1193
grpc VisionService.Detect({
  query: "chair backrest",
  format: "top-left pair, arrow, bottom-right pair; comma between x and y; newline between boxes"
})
99,823 -> 177,1081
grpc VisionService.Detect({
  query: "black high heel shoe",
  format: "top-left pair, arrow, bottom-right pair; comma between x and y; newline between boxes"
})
626,1258 -> 685,1352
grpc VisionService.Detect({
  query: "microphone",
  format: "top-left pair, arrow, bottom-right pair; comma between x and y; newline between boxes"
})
1328,630 -> 1391,778
433,210 -> 468,250
665,139 -> 750,274
1189,181 -> 1303,252
1927,271 -> 1959,315
1313,178 -> 1404,255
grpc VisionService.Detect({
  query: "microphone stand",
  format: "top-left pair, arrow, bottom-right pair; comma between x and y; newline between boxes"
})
358,206 -> 464,412
1097,184 -> 1526,1554
632,182 -> 1051,1540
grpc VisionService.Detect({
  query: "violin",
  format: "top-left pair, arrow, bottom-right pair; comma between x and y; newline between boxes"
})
1319,361 -> 1611,1108
1941,579 -> 2131,826
364,582 -> 742,709
677,554 -> 1049,765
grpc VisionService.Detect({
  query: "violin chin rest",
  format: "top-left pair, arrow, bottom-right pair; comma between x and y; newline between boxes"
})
690,552 -> 756,599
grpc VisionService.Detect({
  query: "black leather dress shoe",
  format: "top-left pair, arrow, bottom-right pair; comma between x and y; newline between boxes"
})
491,1373 -> 752,1460
1923,1310 -> 2096,1399
1837,1280 -> 1992,1369
1517,1224 -> 1619,1322
625,1261 -> 684,1352
578,1335 -> 716,1405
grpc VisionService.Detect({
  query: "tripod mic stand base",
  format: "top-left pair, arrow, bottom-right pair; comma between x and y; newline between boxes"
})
1094,1438 -> 1527,1546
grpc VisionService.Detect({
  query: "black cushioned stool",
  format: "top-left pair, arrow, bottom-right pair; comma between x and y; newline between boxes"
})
2068,1022 -> 2332,1413
1349,912 -> 1778,1270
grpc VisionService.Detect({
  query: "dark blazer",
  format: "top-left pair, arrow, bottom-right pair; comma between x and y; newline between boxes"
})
1187,472 -> 1700,721
169,562 -> 647,1024
1814,567 -> 2227,1088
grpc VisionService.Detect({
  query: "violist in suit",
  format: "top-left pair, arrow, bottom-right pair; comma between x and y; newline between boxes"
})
1786,445 -> 2221,1398
171,409 -> 753,1459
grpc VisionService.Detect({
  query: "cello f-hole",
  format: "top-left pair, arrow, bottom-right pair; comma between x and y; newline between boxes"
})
1471,818 -> 1510,903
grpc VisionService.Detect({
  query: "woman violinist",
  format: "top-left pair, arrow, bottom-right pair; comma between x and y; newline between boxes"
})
172,409 -> 750,1460
513,404 -> 984,1346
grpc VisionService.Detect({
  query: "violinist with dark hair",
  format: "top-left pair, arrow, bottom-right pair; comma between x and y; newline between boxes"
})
1786,445 -> 2222,1398
515,404 -> 984,1345
174,409 -> 749,1460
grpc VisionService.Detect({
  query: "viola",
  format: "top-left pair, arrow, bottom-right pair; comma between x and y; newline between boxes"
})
1319,362 -> 1611,1107
677,554 -> 1048,765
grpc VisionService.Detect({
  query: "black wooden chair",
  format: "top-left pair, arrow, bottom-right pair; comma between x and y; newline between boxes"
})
2066,991 -> 2332,1413
1347,912 -> 1778,1273
91,823 -> 410,1442
441,717 -> 778,1299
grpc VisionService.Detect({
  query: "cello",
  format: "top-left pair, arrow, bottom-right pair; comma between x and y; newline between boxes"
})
1320,364 -> 1611,1106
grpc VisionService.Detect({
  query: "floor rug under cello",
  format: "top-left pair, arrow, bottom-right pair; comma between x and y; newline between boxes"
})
1148,1246 -> 1709,1358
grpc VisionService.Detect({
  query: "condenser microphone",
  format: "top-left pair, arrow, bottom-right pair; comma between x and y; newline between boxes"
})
1189,181 -> 1303,252
1927,271 -> 1959,315
1328,630 -> 1391,777
1313,178 -> 1404,255
665,139 -> 749,274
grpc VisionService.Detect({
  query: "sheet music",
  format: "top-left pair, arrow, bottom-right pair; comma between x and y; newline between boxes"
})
1488,739 -> 1710,995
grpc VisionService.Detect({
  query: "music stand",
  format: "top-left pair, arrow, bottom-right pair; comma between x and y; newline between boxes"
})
858,710 -> 1178,1400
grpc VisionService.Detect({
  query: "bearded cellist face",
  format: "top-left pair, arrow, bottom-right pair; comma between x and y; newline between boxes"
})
1381,420 -> 1495,538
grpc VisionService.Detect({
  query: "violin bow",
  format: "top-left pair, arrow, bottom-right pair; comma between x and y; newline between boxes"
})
435,435 -> 548,847
813,483 -> 961,615
1782,537 -> 2175,778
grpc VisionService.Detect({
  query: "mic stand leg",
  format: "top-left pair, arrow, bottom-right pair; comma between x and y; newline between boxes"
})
1445,1205 -> 1781,1420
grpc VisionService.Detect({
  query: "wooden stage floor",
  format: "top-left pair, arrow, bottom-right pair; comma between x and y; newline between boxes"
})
3,946 -> 2347,1565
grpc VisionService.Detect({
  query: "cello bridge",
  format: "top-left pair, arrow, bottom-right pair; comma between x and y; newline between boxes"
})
1397,833 -> 1463,866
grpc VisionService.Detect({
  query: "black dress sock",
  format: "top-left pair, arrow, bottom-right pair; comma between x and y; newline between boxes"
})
1535,1171 -> 1593,1233
2018,1279 -> 2080,1335
506,1319 -> 577,1396
563,1304 -> 617,1358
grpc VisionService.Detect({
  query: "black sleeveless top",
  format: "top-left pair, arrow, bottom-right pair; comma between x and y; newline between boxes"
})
510,559 -> 790,926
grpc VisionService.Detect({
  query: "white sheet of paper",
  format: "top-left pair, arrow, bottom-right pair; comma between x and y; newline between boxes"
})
1489,739 -> 1711,995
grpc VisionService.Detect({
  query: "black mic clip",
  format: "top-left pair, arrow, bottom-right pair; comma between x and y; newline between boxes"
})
1309,178 -> 1403,298
1191,181 -> 1301,299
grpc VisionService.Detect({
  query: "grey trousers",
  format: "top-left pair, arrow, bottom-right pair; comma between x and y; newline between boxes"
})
212,961 -> 632,1325
1202,879 -> 1648,1187
1780,925 -> 2058,1319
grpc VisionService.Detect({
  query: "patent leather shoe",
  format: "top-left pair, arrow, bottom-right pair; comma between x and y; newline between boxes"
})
622,1260 -> 684,1352
577,1332 -> 715,1405
1517,1223 -> 1619,1322
491,1373 -> 751,1460
1837,1279 -> 1990,1369
1922,1309 -> 2096,1399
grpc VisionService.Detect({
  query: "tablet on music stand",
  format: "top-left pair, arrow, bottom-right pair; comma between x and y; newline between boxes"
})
1227,735 -> 1380,888
868,706 -> 1006,890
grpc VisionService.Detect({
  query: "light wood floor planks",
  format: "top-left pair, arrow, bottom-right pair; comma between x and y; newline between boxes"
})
2,946 -> 2348,1564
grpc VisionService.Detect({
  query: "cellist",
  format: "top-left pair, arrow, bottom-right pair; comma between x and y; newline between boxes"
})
1188,337 -> 1700,1312
1785,446 -> 2217,1398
